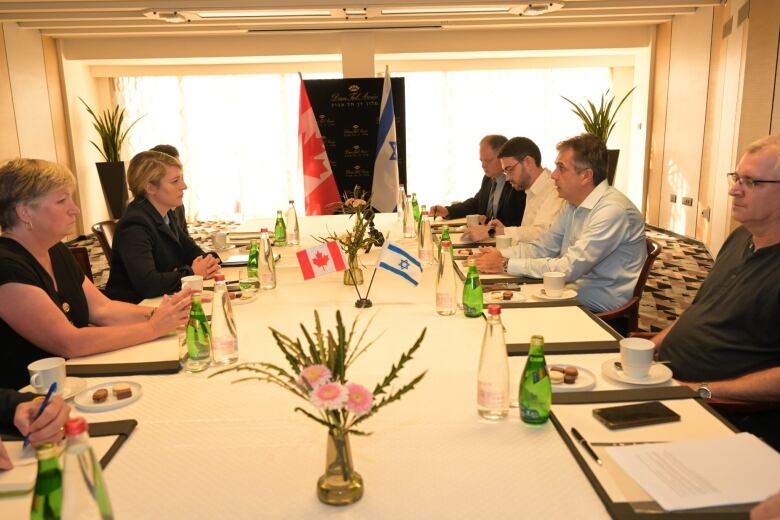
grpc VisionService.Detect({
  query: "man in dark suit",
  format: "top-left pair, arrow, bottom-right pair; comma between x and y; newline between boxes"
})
430,135 -> 526,226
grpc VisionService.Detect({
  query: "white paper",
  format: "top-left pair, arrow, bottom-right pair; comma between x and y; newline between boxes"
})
607,433 -> 780,511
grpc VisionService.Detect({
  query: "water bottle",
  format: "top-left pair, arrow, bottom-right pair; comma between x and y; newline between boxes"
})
247,239 -> 259,282
259,228 -> 277,289
411,192 -> 421,225
210,273 -> 238,366
273,210 -> 287,246
463,258 -> 483,317
61,418 -> 114,520
418,211 -> 434,265
520,335 -> 552,424
477,304 -> 509,420
397,184 -> 406,220
31,443 -> 62,520
286,200 -> 300,245
435,240 -> 456,316
181,292 -> 211,372
403,194 -> 416,238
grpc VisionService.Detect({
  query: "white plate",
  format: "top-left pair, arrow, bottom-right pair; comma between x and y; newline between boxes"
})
74,381 -> 143,412
532,287 -> 578,301
230,292 -> 258,305
601,358 -> 673,386
485,291 -> 525,303
549,365 -> 596,393
19,377 -> 87,401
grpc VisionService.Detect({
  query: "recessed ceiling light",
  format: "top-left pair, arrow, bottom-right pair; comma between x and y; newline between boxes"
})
382,7 -> 511,15
196,10 -> 332,19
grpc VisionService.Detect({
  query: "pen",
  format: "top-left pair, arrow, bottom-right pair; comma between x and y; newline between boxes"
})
23,381 -> 57,448
571,427 -> 602,466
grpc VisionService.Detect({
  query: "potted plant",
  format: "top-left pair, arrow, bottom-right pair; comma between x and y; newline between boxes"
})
561,87 -> 635,185
80,98 -> 143,219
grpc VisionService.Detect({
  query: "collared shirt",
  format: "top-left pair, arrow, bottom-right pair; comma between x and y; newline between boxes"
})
501,169 -> 563,244
502,180 -> 646,312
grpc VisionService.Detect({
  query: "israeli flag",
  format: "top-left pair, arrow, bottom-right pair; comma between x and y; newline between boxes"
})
371,65 -> 400,213
378,242 -> 423,286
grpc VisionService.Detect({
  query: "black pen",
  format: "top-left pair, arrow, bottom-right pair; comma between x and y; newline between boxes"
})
571,427 -> 603,466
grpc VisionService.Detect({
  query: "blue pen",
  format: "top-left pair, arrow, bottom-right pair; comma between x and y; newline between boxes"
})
23,381 -> 57,448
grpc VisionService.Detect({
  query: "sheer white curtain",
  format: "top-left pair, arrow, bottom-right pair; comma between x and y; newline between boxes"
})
116,67 -> 611,221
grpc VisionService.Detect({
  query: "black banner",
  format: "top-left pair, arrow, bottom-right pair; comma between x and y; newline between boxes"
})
305,78 -> 406,201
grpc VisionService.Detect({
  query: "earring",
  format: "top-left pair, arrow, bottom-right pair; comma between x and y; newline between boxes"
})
25,220 -> 33,231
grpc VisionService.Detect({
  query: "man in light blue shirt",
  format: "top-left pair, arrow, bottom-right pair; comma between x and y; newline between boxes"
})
474,134 -> 646,313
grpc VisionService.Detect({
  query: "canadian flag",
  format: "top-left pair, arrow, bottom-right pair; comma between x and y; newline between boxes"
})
296,241 -> 347,280
298,77 -> 341,216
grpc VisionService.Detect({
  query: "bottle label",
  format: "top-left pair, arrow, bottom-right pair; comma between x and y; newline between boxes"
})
477,382 -> 507,408
436,293 -> 452,308
420,249 -> 432,262
261,272 -> 274,284
212,337 -> 237,357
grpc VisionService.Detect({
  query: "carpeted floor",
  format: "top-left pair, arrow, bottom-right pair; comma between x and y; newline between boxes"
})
70,222 -> 714,333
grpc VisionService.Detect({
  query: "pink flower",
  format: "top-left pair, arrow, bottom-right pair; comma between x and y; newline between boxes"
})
344,383 -> 374,416
310,382 -> 347,410
298,364 -> 331,390
350,198 -> 366,208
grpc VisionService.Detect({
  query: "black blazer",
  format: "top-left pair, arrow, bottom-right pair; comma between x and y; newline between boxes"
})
445,175 -> 526,226
105,198 -> 206,303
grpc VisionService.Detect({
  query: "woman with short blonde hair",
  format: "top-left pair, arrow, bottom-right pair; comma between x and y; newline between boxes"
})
105,150 -> 220,303
0,158 -> 191,389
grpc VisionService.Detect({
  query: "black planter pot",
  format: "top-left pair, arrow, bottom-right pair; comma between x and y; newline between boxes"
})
606,149 -> 620,186
96,161 -> 128,219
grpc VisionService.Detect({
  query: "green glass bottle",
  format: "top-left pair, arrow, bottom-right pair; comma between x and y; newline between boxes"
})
519,335 -> 552,424
463,259 -> 483,318
273,210 -> 287,246
182,292 -> 211,372
411,193 -> 421,225
31,443 -> 62,520
438,225 -> 454,260
247,239 -> 259,280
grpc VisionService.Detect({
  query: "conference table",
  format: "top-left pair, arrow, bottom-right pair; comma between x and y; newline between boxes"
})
1,214 -> 747,519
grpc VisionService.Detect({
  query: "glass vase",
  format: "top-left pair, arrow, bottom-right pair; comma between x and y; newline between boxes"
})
316,430 -> 363,506
343,254 -> 364,286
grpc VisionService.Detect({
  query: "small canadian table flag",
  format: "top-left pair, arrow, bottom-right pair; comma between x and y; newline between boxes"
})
296,241 -> 347,280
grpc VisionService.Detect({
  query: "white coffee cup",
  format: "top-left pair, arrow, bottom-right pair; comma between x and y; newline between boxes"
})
619,338 -> 656,379
542,271 -> 566,297
495,235 -> 512,249
466,214 -> 480,226
28,357 -> 66,394
181,275 -> 204,293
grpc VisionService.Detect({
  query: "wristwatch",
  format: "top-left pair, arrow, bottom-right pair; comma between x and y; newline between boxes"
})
696,383 -> 712,399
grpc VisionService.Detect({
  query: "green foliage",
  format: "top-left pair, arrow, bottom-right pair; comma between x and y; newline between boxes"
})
561,87 -> 635,143
212,310 -> 427,436
79,98 -> 143,162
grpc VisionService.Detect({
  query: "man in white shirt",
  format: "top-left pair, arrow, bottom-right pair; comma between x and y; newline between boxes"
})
463,136 -> 564,244
473,134 -> 646,313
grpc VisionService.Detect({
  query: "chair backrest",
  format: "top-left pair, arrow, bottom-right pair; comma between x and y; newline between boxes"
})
634,238 -> 662,298
69,246 -> 93,282
91,219 -> 117,265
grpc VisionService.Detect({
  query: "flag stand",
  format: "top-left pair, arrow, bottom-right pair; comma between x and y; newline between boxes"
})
348,268 -> 373,308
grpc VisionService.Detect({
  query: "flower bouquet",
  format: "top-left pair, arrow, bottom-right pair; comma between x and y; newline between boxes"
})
317,186 -> 384,285
213,310 -> 426,505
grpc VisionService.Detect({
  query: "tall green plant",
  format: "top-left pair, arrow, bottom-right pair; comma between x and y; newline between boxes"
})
79,98 -> 143,162
561,87 -> 635,143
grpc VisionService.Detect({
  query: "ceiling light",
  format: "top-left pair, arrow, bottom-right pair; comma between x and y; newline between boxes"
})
382,7 -> 511,15
143,10 -> 189,24
196,10 -> 332,19
518,3 -> 565,17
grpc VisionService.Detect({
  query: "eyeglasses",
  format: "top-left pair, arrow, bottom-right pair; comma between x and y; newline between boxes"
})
502,156 -> 527,175
727,172 -> 780,189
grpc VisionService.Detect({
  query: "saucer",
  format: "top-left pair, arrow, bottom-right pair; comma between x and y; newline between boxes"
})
74,381 -> 142,412
549,365 -> 596,393
19,377 -> 87,401
485,291 -> 525,303
601,358 -> 673,386
533,287 -> 578,301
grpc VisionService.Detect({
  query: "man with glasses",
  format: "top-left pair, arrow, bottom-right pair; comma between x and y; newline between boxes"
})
473,133 -> 646,313
429,135 -> 526,226
462,136 -> 564,243
656,135 -> 780,448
